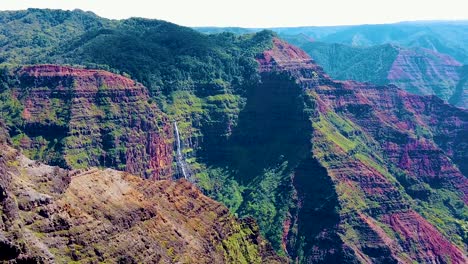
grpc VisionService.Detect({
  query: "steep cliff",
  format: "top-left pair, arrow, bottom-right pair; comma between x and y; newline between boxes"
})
450,65 -> 468,108
1,10 -> 467,263
153,36 -> 467,263
387,47 -> 462,104
1,65 -> 173,180
0,133 -> 284,263
255,38 -> 467,263
281,39 -> 467,108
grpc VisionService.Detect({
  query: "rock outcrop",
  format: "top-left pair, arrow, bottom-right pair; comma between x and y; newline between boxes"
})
0,136 -> 284,263
450,65 -> 468,108
256,38 -> 468,263
0,17 -> 466,262
4,65 -> 173,180
387,47 -> 463,105
286,39 -> 468,108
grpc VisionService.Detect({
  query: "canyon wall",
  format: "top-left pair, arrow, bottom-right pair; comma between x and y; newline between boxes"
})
255,38 -> 467,263
3,65 -> 173,180
0,132 -> 284,263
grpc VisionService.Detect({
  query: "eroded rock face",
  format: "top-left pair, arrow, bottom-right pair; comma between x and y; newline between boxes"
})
0,141 -> 285,263
257,38 -> 468,263
387,48 -> 462,103
7,65 -> 173,180
19,65 -> 137,88
382,211 -> 466,263
289,40 -> 468,108
450,65 -> 468,109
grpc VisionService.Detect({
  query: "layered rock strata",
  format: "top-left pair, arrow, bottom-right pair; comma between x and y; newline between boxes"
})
7,65 -> 173,179
0,134 -> 284,263
256,38 -> 467,263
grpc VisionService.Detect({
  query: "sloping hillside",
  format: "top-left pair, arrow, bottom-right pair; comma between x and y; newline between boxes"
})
281,38 -> 467,108
0,9 -> 467,263
0,121 -> 284,263
254,38 -> 467,263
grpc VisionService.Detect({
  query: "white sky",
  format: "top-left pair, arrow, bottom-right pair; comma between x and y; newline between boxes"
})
0,0 -> 467,27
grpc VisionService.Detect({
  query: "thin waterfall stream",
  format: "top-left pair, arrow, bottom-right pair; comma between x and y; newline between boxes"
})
174,121 -> 190,179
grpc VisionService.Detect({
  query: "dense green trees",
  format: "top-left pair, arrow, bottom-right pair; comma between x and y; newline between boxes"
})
0,9 -> 292,253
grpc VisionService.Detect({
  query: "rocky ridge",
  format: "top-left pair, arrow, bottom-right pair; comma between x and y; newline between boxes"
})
256,38 -> 468,263
0,123 -> 284,263
387,47 -> 463,105
284,38 -> 468,108
3,65 -> 173,180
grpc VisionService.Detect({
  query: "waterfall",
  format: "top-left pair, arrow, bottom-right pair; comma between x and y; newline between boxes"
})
174,121 -> 188,179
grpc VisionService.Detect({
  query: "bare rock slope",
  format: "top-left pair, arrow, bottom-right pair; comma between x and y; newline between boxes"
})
0,122 -> 284,263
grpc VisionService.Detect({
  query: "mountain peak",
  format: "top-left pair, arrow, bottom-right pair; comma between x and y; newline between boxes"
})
257,38 -> 328,81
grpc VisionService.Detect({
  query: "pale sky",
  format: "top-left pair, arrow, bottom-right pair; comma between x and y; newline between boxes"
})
0,0 -> 467,27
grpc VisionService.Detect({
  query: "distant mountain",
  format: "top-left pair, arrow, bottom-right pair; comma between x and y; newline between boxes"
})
281,37 -> 467,108
315,22 -> 468,64
195,21 -> 468,64
195,26 -> 256,35
1,9 -> 467,263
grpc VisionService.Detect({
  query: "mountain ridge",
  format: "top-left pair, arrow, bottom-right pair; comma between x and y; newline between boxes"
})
279,38 -> 468,108
0,120 -> 284,263
254,38 -> 467,263
195,21 -> 468,63
0,9 -> 467,263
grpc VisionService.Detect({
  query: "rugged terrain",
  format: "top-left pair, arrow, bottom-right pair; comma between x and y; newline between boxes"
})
0,9 -> 467,263
254,38 -> 467,263
197,21 -> 468,64
1,65 -> 173,179
279,38 -> 467,108
0,121 -> 283,263
198,22 -> 468,108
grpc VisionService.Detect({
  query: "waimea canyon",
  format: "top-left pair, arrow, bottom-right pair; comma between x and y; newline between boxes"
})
0,8 -> 467,264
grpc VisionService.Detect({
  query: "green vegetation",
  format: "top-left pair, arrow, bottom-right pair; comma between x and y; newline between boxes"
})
281,39 -> 399,85
0,9 -> 113,65
196,167 -> 245,213
1,9 -> 467,262
51,20 -> 274,96
194,137 -> 300,255
0,67 -> 23,128
313,113 -> 357,153
241,162 -> 294,252
219,220 -> 263,264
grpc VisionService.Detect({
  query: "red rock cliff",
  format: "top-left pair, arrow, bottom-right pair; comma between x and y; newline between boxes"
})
12,65 -> 173,180
257,38 -> 467,263
0,138 -> 284,263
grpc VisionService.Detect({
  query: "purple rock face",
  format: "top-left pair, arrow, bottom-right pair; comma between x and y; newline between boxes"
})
387,48 -> 462,103
257,38 -> 468,263
10,65 -> 174,180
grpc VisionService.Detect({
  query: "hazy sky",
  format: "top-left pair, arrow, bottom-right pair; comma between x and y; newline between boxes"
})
1,0 -> 467,27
